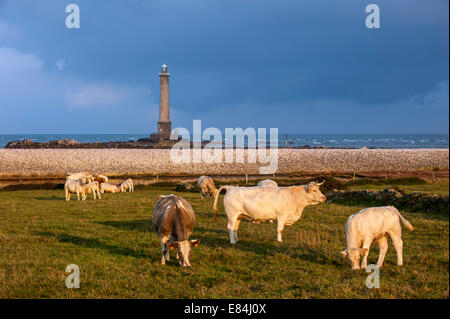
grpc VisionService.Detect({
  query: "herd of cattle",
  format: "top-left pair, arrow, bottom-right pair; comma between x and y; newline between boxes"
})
64,172 -> 134,201
63,173 -> 414,270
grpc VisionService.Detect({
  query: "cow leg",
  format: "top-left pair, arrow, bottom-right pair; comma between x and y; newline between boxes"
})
227,216 -> 240,244
160,238 -> 169,265
376,237 -> 389,268
97,189 -> 101,199
277,219 -> 286,242
390,234 -> 403,266
77,191 -> 80,201
233,218 -> 241,242
360,238 -> 372,269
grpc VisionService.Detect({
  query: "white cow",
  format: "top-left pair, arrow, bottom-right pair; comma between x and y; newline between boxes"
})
340,206 -> 414,270
100,183 -> 120,194
64,179 -> 83,201
120,178 -> 134,192
213,181 -> 327,243
83,181 -> 102,200
257,179 -> 278,188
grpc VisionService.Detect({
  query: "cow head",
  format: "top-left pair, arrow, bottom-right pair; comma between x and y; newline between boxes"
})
340,248 -> 368,270
168,239 -> 201,267
304,181 -> 327,205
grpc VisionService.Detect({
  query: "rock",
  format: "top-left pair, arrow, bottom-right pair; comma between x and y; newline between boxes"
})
175,182 -> 196,192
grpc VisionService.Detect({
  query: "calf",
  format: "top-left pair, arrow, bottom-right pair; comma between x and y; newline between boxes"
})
64,180 -> 83,201
83,181 -> 102,200
340,206 -> 414,270
120,178 -> 134,192
100,183 -> 120,194
152,194 -> 200,267
125,178 -> 134,192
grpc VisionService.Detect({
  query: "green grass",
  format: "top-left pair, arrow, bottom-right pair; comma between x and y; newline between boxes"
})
348,182 -> 449,196
0,187 -> 448,298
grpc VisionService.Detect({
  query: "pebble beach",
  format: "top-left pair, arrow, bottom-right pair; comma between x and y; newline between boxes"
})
0,148 -> 448,178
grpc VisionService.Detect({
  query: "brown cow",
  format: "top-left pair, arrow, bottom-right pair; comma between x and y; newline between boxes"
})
197,176 -> 217,199
93,174 -> 108,185
152,194 -> 200,267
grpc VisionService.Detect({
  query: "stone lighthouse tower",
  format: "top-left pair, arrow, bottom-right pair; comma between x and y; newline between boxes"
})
151,64 -> 171,141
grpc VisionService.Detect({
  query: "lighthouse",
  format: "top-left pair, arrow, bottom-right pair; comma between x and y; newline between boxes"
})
151,64 -> 172,141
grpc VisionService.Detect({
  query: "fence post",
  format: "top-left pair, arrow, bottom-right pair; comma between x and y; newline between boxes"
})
245,174 -> 248,184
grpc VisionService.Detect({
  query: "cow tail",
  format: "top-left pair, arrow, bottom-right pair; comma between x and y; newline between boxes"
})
391,206 -> 414,231
213,186 -> 230,221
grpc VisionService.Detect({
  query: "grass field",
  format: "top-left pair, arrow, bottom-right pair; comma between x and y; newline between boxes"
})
348,182 -> 449,196
0,184 -> 448,298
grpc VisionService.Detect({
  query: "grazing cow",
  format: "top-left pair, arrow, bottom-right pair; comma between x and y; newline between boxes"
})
93,174 -> 108,184
197,176 -> 217,199
100,183 -> 120,194
83,181 -> 102,200
213,181 -> 327,243
257,179 -> 278,188
120,178 -> 134,192
340,206 -> 413,270
64,179 -> 83,201
152,194 -> 200,267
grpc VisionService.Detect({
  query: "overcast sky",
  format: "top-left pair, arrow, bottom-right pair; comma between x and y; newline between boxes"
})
0,0 -> 448,134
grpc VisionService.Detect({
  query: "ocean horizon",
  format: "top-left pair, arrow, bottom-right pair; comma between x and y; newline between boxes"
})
0,133 -> 448,149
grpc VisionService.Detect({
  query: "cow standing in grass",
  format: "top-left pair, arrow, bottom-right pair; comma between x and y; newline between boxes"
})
120,178 -> 134,192
197,176 -> 217,199
64,180 -> 83,201
340,206 -> 414,270
213,181 -> 327,243
84,181 -> 101,200
152,194 -> 200,267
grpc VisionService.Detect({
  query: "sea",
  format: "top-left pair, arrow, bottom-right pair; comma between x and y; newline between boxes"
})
0,134 -> 448,149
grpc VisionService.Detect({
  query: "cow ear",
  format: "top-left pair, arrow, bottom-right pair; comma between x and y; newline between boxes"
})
190,239 -> 201,247
168,242 -> 179,250
340,250 -> 348,258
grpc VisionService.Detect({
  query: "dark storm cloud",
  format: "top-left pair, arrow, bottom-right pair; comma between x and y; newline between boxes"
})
0,0 -> 448,133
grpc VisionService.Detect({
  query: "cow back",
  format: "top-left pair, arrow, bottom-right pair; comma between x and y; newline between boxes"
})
153,195 -> 195,241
